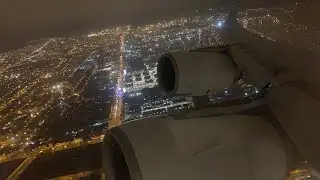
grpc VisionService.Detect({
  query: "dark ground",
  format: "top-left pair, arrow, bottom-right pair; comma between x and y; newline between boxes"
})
19,143 -> 102,179
0,159 -> 24,179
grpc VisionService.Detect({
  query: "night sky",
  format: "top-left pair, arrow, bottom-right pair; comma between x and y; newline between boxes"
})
0,0 -> 306,53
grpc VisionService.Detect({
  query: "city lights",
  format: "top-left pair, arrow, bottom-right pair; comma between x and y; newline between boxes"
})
0,7 -> 316,167
217,21 -> 223,27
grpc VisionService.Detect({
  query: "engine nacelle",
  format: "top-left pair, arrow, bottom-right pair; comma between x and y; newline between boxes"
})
157,51 -> 238,96
102,115 -> 288,180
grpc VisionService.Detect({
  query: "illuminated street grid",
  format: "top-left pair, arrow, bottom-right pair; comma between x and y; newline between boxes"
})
0,7 -> 319,164
238,7 -> 320,51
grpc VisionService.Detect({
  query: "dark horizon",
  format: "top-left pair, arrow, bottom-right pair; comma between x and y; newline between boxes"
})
0,0 -> 300,53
